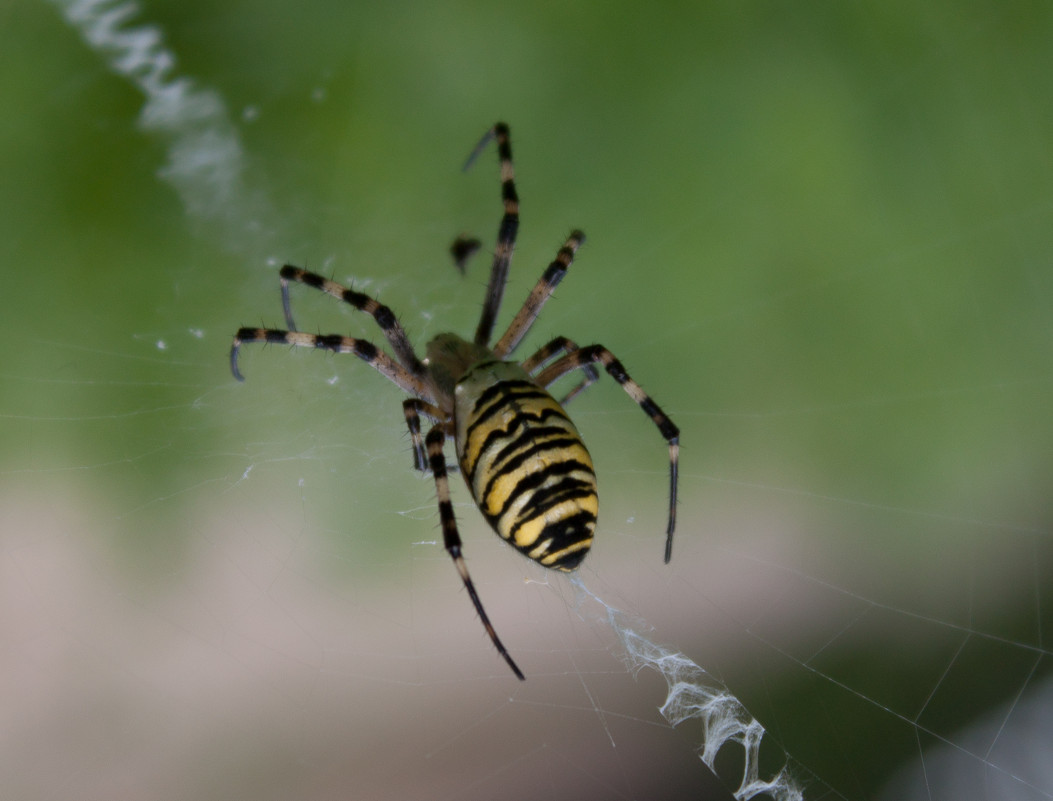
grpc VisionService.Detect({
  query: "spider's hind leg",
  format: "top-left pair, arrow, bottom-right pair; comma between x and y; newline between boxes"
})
535,344 -> 680,563
523,335 -> 600,406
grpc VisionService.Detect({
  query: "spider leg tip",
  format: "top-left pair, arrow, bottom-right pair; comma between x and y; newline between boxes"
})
462,124 -> 502,172
505,655 -> 526,680
229,343 -> 247,382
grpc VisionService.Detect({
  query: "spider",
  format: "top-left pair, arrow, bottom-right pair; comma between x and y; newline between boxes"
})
230,123 -> 679,680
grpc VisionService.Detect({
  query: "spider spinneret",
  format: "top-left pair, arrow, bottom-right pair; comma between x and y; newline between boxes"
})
231,123 -> 680,680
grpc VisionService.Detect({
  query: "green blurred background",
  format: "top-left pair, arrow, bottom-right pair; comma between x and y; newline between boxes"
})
3,1 -> 1051,799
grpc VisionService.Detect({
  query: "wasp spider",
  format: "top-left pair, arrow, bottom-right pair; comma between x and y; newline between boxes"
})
231,123 -> 680,679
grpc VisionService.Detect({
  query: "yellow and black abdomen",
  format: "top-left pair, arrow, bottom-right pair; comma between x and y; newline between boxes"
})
454,359 -> 597,571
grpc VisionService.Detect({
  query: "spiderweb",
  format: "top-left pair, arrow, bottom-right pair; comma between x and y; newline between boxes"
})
4,2 -> 1051,800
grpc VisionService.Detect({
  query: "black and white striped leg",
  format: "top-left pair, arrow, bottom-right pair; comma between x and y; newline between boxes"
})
522,336 -> 600,407
492,231 -> 586,359
464,122 -> 520,348
230,328 -> 434,401
426,426 -> 525,680
278,266 -> 427,377
403,399 -> 446,472
535,345 -> 680,563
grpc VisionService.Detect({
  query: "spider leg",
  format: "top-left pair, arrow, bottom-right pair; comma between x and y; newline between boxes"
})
522,336 -> 600,407
492,231 -> 586,359
465,123 -> 519,348
426,425 -> 525,680
402,399 -> 447,472
279,266 -> 426,377
230,328 -> 434,401
535,345 -> 680,563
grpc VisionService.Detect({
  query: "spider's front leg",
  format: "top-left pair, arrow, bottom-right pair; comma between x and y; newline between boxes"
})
425,425 -> 525,680
492,231 -> 585,360
278,265 -> 427,377
229,328 -> 434,401
465,122 -> 519,348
